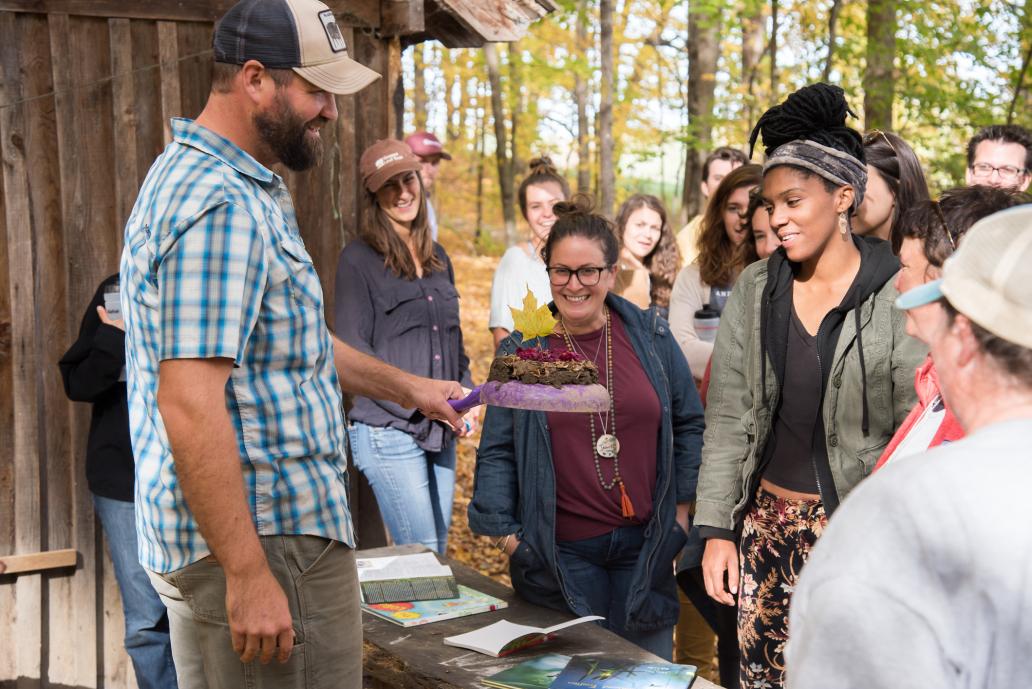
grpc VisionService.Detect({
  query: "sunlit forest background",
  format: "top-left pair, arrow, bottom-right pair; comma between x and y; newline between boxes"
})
402,0 -> 1032,252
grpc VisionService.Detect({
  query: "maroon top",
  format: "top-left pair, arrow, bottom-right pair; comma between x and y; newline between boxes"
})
546,313 -> 661,542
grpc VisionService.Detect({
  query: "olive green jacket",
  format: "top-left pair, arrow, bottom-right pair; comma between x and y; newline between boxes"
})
694,258 -> 927,536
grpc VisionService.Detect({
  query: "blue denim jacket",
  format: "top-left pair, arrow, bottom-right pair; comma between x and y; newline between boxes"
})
468,294 -> 704,631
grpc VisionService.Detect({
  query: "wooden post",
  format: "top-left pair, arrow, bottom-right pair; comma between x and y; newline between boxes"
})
0,12 -> 44,683
157,21 -> 182,145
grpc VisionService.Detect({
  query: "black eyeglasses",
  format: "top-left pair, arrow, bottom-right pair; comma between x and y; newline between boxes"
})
546,265 -> 610,286
969,162 -> 1027,183
931,200 -> 956,253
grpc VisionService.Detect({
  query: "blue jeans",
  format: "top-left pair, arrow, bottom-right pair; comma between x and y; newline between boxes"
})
93,495 -> 178,689
557,525 -> 675,660
348,422 -> 456,554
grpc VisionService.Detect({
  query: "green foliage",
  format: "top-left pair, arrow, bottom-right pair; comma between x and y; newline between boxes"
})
405,0 -> 1032,239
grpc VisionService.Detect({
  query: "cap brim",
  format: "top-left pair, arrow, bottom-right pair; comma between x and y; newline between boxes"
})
294,57 -> 381,96
895,279 -> 944,310
365,160 -> 423,192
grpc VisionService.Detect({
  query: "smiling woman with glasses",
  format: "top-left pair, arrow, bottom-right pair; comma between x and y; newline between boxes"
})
469,195 -> 704,661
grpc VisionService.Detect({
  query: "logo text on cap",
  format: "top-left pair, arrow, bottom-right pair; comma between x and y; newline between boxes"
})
375,152 -> 403,169
319,10 -> 347,53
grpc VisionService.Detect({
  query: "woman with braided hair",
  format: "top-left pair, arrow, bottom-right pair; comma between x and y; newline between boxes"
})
694,83 -> 925,688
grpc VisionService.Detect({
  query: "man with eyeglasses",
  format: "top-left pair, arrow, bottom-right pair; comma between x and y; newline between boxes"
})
965,124 -> 1032,192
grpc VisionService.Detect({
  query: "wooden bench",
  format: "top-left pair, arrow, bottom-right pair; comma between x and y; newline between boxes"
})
359,544 -> 723,689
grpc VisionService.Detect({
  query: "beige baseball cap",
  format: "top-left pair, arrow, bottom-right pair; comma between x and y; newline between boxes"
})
897,204 -> 1032,348
213,0 -> 381,95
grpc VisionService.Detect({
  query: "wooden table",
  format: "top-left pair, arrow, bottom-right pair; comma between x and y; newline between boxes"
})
359,544 -> 722,689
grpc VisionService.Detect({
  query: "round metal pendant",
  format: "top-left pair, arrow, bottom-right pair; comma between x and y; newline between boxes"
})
596,433 -> 620,458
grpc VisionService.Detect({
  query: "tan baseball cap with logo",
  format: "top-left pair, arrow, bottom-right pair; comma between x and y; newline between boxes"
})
213,0 -> 380,95
359,140 -> 423,193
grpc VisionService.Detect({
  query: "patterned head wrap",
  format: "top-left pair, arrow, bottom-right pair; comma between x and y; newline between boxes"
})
763,139 -> 867,211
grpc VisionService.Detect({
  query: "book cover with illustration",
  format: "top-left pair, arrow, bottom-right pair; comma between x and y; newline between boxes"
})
361,584 -> 507,627
549,656 -> 697,689
481,653 -> 571,689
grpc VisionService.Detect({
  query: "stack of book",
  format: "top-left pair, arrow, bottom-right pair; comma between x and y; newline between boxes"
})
358,552 -> 507,627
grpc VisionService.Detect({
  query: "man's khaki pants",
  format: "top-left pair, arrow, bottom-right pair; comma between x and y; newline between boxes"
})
147,536 -> 361,689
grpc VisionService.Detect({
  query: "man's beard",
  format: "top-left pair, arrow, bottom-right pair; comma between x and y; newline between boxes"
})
253,94 -> 326,172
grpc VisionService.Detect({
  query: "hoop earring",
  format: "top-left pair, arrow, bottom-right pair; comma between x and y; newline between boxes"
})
839,212 -> 849,235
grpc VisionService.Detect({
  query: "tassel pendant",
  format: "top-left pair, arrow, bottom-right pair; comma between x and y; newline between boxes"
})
618,481 -> 636,519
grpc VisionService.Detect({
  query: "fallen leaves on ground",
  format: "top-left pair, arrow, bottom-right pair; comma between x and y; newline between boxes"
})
440,231 -> 511,586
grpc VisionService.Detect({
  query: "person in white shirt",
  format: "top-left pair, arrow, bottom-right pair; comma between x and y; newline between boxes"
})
489,156 -> 570,348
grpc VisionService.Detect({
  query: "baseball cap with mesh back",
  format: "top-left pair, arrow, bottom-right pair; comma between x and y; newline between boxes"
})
895,204 -> 1032,349
405,132 -> 452,160
213,0 -> 380,95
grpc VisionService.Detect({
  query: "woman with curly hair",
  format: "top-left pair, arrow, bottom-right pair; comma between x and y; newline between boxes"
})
668,164 -> 762,382
695,83 -> 925,688
612,194 -> 681,318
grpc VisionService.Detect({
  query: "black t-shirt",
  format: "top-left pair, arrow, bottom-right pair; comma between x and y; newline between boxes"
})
761,307 -> 821,493
58,274 -> 134,502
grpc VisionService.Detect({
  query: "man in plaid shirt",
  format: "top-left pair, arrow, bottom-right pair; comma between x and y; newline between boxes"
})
119,1 -> 465,686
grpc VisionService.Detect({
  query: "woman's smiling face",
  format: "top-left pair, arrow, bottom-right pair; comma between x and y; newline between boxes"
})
548,235 -> 616,333
763,167 -> 850,263
524,182 -> 565,244
375,170 -> 422,226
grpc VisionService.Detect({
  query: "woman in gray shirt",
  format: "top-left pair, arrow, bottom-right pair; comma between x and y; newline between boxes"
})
334,139 -> 474,554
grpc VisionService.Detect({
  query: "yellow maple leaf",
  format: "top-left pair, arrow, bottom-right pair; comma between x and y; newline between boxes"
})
509,287 -> 556,341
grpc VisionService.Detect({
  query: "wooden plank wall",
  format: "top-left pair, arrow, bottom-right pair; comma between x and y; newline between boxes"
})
0,8 -> 389,687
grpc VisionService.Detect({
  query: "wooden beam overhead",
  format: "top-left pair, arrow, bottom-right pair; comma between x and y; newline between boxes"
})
380,0 -> 423,36
429,0 -> 551,44
0,0 -> 380,27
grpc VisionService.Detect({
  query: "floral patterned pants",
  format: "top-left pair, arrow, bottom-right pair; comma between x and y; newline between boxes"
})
737,488 -> 827,689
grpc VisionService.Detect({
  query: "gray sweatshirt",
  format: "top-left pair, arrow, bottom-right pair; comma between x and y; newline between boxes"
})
787,418 -> 1032,689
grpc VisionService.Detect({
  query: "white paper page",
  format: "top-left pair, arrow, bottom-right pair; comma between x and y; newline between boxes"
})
355,552 -> 452,582
542,615 -> 605,634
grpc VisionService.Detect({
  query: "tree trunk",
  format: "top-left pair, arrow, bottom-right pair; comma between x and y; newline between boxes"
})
1010,0 -> 1032,122
484,43 -> 518,246
742,0 -> 766,125
863,0 -> 896,129
599,0 -> 615,218
444,47 -> 461,142
412,44 -> 427,132
770,0 -> 779,104
475,80 -> 487,246
679,0 -> 721,223
822,0 -> 843,82
507,42 -> 525,181
575,0 -> 591,195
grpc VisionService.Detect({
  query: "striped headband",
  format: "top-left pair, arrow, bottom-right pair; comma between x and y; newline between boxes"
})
763,139 -> 867,211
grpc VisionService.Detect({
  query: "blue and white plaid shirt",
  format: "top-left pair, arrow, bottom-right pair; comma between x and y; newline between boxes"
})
121,118 -> 355,573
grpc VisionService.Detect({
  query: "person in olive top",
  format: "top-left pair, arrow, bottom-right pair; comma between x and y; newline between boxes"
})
696,84 -> 924,689
59,275 -> 178,689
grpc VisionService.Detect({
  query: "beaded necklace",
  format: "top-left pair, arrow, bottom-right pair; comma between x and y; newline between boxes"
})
560,307 -> 636,519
